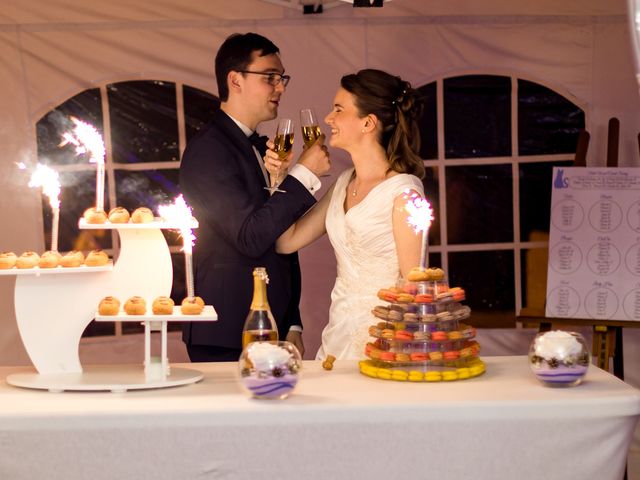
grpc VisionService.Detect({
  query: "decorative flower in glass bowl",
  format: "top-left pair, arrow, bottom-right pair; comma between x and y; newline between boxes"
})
529,331 -> 590,387
238,341 -> 302,399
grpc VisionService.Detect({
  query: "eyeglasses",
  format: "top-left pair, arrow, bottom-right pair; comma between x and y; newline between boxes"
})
238,70 -> 291,87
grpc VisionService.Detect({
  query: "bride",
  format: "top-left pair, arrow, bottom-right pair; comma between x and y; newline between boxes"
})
266,69 -> 426,360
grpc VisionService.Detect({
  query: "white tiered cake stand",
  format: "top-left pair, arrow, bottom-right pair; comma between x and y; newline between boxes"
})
2,218 -> 217,392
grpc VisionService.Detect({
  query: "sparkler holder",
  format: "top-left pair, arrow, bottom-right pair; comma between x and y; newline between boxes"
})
3,218 -> 218,393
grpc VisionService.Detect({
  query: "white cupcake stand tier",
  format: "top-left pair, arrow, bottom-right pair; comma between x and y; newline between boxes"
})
2,219 -> 217,393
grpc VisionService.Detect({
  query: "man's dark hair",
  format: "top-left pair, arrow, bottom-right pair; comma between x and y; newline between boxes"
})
215,32 -> 280,102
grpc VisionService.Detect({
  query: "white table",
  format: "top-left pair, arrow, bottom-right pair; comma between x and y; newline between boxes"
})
0,356 -> 638,480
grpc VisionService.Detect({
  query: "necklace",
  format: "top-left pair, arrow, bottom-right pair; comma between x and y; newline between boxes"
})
351,174 -> 386,197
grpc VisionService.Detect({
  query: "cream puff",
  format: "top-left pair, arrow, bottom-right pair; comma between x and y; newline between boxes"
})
131,207 -> 154,224
152,296 -> 175,315
38,250 -> 62,268
83,207 -> 107,224
60,250 -> 85,268
124,296 -> 146,315
16,251 -> 40,269
108,207 -> 130,223
85,249 -> 109,267
180,296 -> 204,315
0,251 -> 17,269
98,296 -> 120,316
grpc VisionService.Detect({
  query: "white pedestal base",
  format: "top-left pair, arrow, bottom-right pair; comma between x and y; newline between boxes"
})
6,365 -> 204,393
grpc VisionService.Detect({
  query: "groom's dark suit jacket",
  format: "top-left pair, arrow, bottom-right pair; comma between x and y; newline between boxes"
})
179,109 -> 316,349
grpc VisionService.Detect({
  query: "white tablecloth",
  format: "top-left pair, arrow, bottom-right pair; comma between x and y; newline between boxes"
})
0,356 -> 638,480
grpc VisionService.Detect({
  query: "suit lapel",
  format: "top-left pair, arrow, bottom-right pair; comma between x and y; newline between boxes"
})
215,110 -> 269,189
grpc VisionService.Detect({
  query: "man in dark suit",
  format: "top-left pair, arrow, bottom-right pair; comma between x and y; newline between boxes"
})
179,32 -> 330,361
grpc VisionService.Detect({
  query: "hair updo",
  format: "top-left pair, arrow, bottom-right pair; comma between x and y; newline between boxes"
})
340,69 -> 424,178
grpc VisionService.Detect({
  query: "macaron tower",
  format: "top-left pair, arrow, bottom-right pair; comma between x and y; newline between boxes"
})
360,267 -> 485,382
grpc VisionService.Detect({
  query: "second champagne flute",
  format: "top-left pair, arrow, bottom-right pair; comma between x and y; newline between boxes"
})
300,107 -> 331,178
300,108 -> 321,148
266,118 -> 294,194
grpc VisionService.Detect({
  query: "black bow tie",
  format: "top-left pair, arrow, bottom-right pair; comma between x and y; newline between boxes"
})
248,131 -> 268,157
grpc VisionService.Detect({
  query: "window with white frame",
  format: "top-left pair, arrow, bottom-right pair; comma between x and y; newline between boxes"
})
35,80 -> 219,336
416,74 -> 585,327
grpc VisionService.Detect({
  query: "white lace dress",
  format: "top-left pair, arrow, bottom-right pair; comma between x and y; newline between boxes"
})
316,168 -> 424,360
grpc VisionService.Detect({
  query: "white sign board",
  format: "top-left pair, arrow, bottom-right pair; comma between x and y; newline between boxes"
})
545,167 -> 640,322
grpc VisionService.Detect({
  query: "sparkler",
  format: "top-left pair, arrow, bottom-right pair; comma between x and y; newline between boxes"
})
404,190 -> 434,270
27,164 -> 61,252
60,116 -> 106,212
158,195 -> 196,298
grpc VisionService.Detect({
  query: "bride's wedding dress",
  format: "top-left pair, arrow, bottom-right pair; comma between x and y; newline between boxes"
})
316,168 -> 424,360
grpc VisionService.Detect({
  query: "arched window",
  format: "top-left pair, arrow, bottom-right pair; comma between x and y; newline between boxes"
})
416,75 -> 586,326
36,80 -> 219,336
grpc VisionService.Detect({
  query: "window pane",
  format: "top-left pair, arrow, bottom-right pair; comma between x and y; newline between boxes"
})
446,165 -> 513,244
427,252 -> 441,271
183,85 -> 220,142
519,160 -> 573,241
422,166 -> 440,246
521,246 -> 549,313
36,89 -> 103,166
518,80 -> 585,156
53,170 -> 113,252
449,250 -> 515,317
444,75 -> 511,158
416,81 -> 437,160
108,80 -> 179,163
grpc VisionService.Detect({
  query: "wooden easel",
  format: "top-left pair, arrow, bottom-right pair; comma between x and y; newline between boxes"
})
519,118 -> 635,380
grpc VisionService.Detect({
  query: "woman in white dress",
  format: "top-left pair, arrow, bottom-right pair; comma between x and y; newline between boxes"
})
267,69 -> 426,360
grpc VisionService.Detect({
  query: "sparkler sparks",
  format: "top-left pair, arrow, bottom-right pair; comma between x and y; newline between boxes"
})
60,116 -> 106,211
403,190 -> 433,270
404,190 -> 433,234
159,195 -> 197,298
27,163 -> 61,251
158,195 -> 196,253
59,117 -> 105,164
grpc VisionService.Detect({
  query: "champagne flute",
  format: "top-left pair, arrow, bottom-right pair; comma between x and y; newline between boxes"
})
266,118 -> 294,194
300,108 -> 331,178
300,108 -> 321,148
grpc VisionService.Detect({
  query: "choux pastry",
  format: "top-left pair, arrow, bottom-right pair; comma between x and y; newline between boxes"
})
0,251 -> 17,269
124,296 -> 146,315
152,296 -> 175,315
85,249 -> 109,267
108,207 -> 130,223
98,296 -> 120,316
83,207 -> 107,224
60,250 -> 84,268
131,207 -> 154,223
180,296 -> 204,315
16,251 -> 39,269
38,250 -> 62,268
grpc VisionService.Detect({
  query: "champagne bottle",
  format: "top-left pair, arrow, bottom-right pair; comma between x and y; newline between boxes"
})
242,267 -> 278,348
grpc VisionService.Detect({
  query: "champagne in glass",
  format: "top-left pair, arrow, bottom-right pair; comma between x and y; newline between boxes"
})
300,108 -> 321,148
266,118 -> 293,194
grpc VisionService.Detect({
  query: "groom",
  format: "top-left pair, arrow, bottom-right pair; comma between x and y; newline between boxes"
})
179,32 -> 330,361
